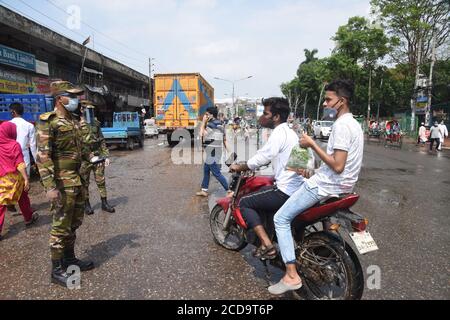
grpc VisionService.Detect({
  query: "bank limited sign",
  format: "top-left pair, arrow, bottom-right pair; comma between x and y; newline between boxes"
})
0,44 -> 36,72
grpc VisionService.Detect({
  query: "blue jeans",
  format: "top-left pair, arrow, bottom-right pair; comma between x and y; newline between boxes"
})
201,162 -> 229,192
274,183 -> 323,264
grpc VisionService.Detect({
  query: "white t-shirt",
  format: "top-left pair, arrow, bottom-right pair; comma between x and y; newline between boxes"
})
308,113 -> 364,196
9,117 -> 37,165
247,123 -> 304,196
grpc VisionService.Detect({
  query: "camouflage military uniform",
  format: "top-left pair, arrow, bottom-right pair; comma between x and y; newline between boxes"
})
35,110 -> 88,260
79,118 -> 109,200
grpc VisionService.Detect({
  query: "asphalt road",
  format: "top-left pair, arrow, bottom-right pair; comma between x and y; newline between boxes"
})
0,133 -> 448,300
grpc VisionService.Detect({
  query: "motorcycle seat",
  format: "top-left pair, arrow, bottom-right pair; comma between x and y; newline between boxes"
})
296,194 -> 359,223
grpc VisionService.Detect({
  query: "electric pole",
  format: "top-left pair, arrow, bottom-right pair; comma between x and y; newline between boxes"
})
149,58 -> 155,116
426,32 -> 436,126
367,68 -> 373,122
411,37 -> 422,133
377,78 -> 383,122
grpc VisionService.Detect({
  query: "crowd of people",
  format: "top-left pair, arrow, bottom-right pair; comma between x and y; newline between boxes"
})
418,120 -> 448,151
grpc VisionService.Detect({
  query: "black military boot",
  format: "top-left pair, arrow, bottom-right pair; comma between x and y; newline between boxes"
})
63,247 -> 95,271
84,200 -> 94,215
51,259 -> 70,287
101,197 -> 115,213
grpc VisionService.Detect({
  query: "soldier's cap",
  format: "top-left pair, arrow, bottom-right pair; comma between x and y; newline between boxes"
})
80,100 -> 95,108
50,81 -> 84,97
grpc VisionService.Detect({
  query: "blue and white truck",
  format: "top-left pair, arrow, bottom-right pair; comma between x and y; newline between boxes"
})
101,112 -> 144,150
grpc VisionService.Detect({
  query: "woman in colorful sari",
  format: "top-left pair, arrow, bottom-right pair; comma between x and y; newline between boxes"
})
0,122 -> 39,240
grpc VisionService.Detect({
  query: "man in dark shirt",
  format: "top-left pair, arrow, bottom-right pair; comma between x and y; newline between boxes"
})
196,107 -> 229,197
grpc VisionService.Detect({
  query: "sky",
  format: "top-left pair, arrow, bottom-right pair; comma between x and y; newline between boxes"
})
1,0 -> 371,99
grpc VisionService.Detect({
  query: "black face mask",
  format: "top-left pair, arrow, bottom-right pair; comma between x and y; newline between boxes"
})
322,99 -> 343,121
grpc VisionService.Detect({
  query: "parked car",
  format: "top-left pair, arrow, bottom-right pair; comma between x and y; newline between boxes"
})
144,123 -> 159,139
313,121 -> 334,139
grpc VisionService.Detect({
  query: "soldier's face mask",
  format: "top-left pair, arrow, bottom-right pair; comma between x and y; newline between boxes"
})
60,95 -> 79,112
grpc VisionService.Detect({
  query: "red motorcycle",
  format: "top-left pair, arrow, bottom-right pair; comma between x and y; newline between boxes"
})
210,167 -> 378,300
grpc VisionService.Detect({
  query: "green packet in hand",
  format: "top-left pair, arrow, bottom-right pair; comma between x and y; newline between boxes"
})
286,145 -> 315,171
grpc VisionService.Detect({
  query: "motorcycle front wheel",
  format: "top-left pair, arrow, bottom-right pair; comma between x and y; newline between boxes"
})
210,205 -> 247,251
295,232 -> 364,300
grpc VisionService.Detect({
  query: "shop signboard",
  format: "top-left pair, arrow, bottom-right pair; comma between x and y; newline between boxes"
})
0,44 -> 36,72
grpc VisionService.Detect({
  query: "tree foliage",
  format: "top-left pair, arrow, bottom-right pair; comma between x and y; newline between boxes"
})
281,9 -> 450,119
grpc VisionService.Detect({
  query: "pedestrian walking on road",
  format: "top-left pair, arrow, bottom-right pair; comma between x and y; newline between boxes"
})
79,101 -> 115,214
438,120 -> 448,151
7,102 -> 38,215
35,81 -> 95,287
418,123 -> 427,146
9,102 -> 38,176
196,106 -> 230,197
429,121 -> 441,152
0,122 -> 39,240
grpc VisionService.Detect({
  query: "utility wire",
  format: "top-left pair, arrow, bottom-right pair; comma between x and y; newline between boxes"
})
16,0 -> 144,64
1,0 -> 147,72
45,0 -> 149,58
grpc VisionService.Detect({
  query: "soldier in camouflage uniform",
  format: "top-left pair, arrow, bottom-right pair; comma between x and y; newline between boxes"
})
79,101 -> 115,214
35,81 -> 95,288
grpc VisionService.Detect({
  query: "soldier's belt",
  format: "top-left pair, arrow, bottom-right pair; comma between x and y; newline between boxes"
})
53,159 -> 82,171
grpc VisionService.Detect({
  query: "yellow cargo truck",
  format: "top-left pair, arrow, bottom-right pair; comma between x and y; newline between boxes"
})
154,73 -> 214,145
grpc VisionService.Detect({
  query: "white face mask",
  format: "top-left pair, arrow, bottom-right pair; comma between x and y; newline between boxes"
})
62,97 -> 79,112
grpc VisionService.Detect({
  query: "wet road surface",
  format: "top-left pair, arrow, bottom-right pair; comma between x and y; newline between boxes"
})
0,133 -> 449,300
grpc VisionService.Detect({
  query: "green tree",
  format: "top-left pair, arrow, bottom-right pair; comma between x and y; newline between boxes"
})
371,0 -> 450,72
333,16 -> 392,67
301,49 -> 319,65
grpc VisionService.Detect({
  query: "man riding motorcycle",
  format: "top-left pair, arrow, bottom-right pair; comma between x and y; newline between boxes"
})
230,97 -> 304,260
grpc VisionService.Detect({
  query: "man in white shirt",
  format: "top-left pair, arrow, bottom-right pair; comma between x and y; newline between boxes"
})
230,98 -> 304,260
438,120 -> 448,151
9,102 -> 37,176
269,80 -> 364,295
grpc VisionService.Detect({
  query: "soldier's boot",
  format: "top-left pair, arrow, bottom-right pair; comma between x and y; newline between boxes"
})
84,200 -> 94,215
51,259 -> 70,287
101,197 -> 115,213
63,247 -> 95,272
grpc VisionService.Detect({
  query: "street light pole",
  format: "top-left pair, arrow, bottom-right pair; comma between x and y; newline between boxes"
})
214,76 -> 253,118
149,57 -> 155,115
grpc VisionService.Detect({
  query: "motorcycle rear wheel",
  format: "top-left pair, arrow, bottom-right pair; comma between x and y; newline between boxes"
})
210,205 -> 247,251
296,232 -> 364,300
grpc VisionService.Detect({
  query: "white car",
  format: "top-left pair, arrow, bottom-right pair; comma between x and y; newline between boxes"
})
313,121 -> 334,139
144,124 -> 159,138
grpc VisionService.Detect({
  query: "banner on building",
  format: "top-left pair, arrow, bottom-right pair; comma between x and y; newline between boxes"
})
32,77 -> 51,94
0,44 -> 36,72
35,60 -> 50,76
0,79 -> 35,94
0,66 -> 28,83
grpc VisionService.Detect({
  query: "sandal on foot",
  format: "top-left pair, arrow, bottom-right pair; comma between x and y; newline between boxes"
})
252,245 -> 277,260
268,279 -> 302,295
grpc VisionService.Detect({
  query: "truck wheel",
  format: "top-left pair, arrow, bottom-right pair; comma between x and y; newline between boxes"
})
127,138 -> 134,150
167,133 -> 177,147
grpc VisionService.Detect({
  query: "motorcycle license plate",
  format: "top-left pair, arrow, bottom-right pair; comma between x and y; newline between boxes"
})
349,231 -> 379,254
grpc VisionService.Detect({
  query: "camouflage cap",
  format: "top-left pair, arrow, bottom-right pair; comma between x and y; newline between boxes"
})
50,81 -> 84,97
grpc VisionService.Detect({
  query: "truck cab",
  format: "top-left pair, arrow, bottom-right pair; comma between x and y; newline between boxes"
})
101,112 -> 144,150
